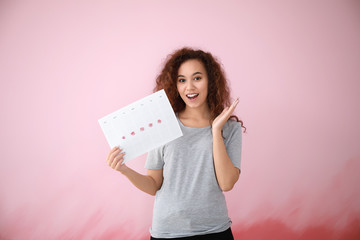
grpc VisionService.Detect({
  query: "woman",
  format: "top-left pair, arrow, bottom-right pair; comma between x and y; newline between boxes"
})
106,47 -> 245,239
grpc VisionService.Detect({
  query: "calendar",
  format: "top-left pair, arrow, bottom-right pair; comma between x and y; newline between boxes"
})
98,89 -> 183,164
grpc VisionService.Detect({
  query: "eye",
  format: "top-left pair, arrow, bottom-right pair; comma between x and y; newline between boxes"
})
194,76 -> 201,81
178,79 -> 186,83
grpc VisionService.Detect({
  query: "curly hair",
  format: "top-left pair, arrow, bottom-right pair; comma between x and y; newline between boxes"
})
154,47 -> 246,132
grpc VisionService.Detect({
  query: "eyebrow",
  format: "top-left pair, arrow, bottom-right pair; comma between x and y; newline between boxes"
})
177,72 -> 203,78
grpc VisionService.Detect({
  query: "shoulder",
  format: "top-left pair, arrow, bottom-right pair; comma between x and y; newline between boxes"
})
222,119 -> 242,149
223,119 -> 242,132
222,119 -> 242,139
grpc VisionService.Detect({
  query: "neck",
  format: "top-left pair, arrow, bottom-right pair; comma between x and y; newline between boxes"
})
181,104 -> 211,121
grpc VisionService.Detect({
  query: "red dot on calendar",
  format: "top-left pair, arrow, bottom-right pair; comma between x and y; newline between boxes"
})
131,131 -> 135,135
122,136 -> 126,139
149,123 -> 153,127
140,127 -> 144,131
158,119 -> 162,123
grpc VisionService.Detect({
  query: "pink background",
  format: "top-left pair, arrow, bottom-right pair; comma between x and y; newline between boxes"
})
1,0 -> 359,239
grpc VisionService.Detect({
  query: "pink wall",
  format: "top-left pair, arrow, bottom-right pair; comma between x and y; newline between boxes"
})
1,0 -> 359,239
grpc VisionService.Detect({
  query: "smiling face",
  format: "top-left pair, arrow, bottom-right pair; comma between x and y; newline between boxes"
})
176,59 -> 209,111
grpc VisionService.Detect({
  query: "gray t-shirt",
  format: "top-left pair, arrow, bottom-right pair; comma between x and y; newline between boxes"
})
145,117 -> 242,238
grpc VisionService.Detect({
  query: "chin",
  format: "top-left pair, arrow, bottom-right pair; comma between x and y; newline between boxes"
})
186,102 -> 206,109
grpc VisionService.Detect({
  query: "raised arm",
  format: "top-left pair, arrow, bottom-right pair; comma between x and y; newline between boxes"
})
106,146 -> 163,196
212,129 -> 240,191
212,99 -> 241,192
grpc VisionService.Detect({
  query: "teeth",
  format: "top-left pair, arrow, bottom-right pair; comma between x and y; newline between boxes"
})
186,94 -> 199,98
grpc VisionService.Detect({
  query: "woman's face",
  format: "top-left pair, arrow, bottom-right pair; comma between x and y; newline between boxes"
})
176,59 -> 209,110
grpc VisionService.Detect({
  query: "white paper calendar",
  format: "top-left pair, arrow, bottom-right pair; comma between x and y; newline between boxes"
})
98,89 -> 183,164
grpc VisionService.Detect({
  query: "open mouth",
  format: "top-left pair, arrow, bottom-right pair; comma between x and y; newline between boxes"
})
186,93 -> 199,100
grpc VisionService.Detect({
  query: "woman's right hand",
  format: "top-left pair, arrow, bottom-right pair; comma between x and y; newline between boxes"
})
106,146 -> 127,173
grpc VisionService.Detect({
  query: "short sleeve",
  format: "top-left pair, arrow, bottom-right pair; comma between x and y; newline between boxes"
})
145,145 -> 165,170
223,120 -> 242,170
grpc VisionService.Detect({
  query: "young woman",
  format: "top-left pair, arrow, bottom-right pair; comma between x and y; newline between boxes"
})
106,47 -> 245,239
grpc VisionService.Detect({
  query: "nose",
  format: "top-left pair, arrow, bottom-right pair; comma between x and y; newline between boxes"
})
185,80 -> 195,90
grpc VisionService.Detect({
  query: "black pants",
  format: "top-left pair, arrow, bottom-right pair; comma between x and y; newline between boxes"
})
150,227 -> 234,240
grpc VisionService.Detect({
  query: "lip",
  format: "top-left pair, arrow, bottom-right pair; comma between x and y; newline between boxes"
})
186,93 -> 199,97
185,93 -> 199,101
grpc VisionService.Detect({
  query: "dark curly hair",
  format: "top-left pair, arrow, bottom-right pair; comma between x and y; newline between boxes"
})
154,47 -> 246,132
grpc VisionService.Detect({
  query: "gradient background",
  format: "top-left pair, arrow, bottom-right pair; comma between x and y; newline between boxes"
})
1,0 -> 360,239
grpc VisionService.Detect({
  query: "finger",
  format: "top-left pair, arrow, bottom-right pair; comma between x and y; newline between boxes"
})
220,107 -> 229,116
108,148 -> 122,166
110,151 -> 123,167
112,153 -> 125,169
115,157 -> 126,169
110,148 -> 122,159
227,98 -> 239,114
107,146 -> 120,161
230,98 -> 239,109
232,98 -> 239,106
112,152 -> 126,168
217,107 -> 231,121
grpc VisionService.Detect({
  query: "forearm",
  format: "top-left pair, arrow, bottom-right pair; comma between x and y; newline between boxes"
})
212,129 -> 240,191
120,167 -> 160,196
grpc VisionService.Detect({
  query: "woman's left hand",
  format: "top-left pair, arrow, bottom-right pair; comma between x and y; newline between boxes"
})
212,98 -> 239,132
